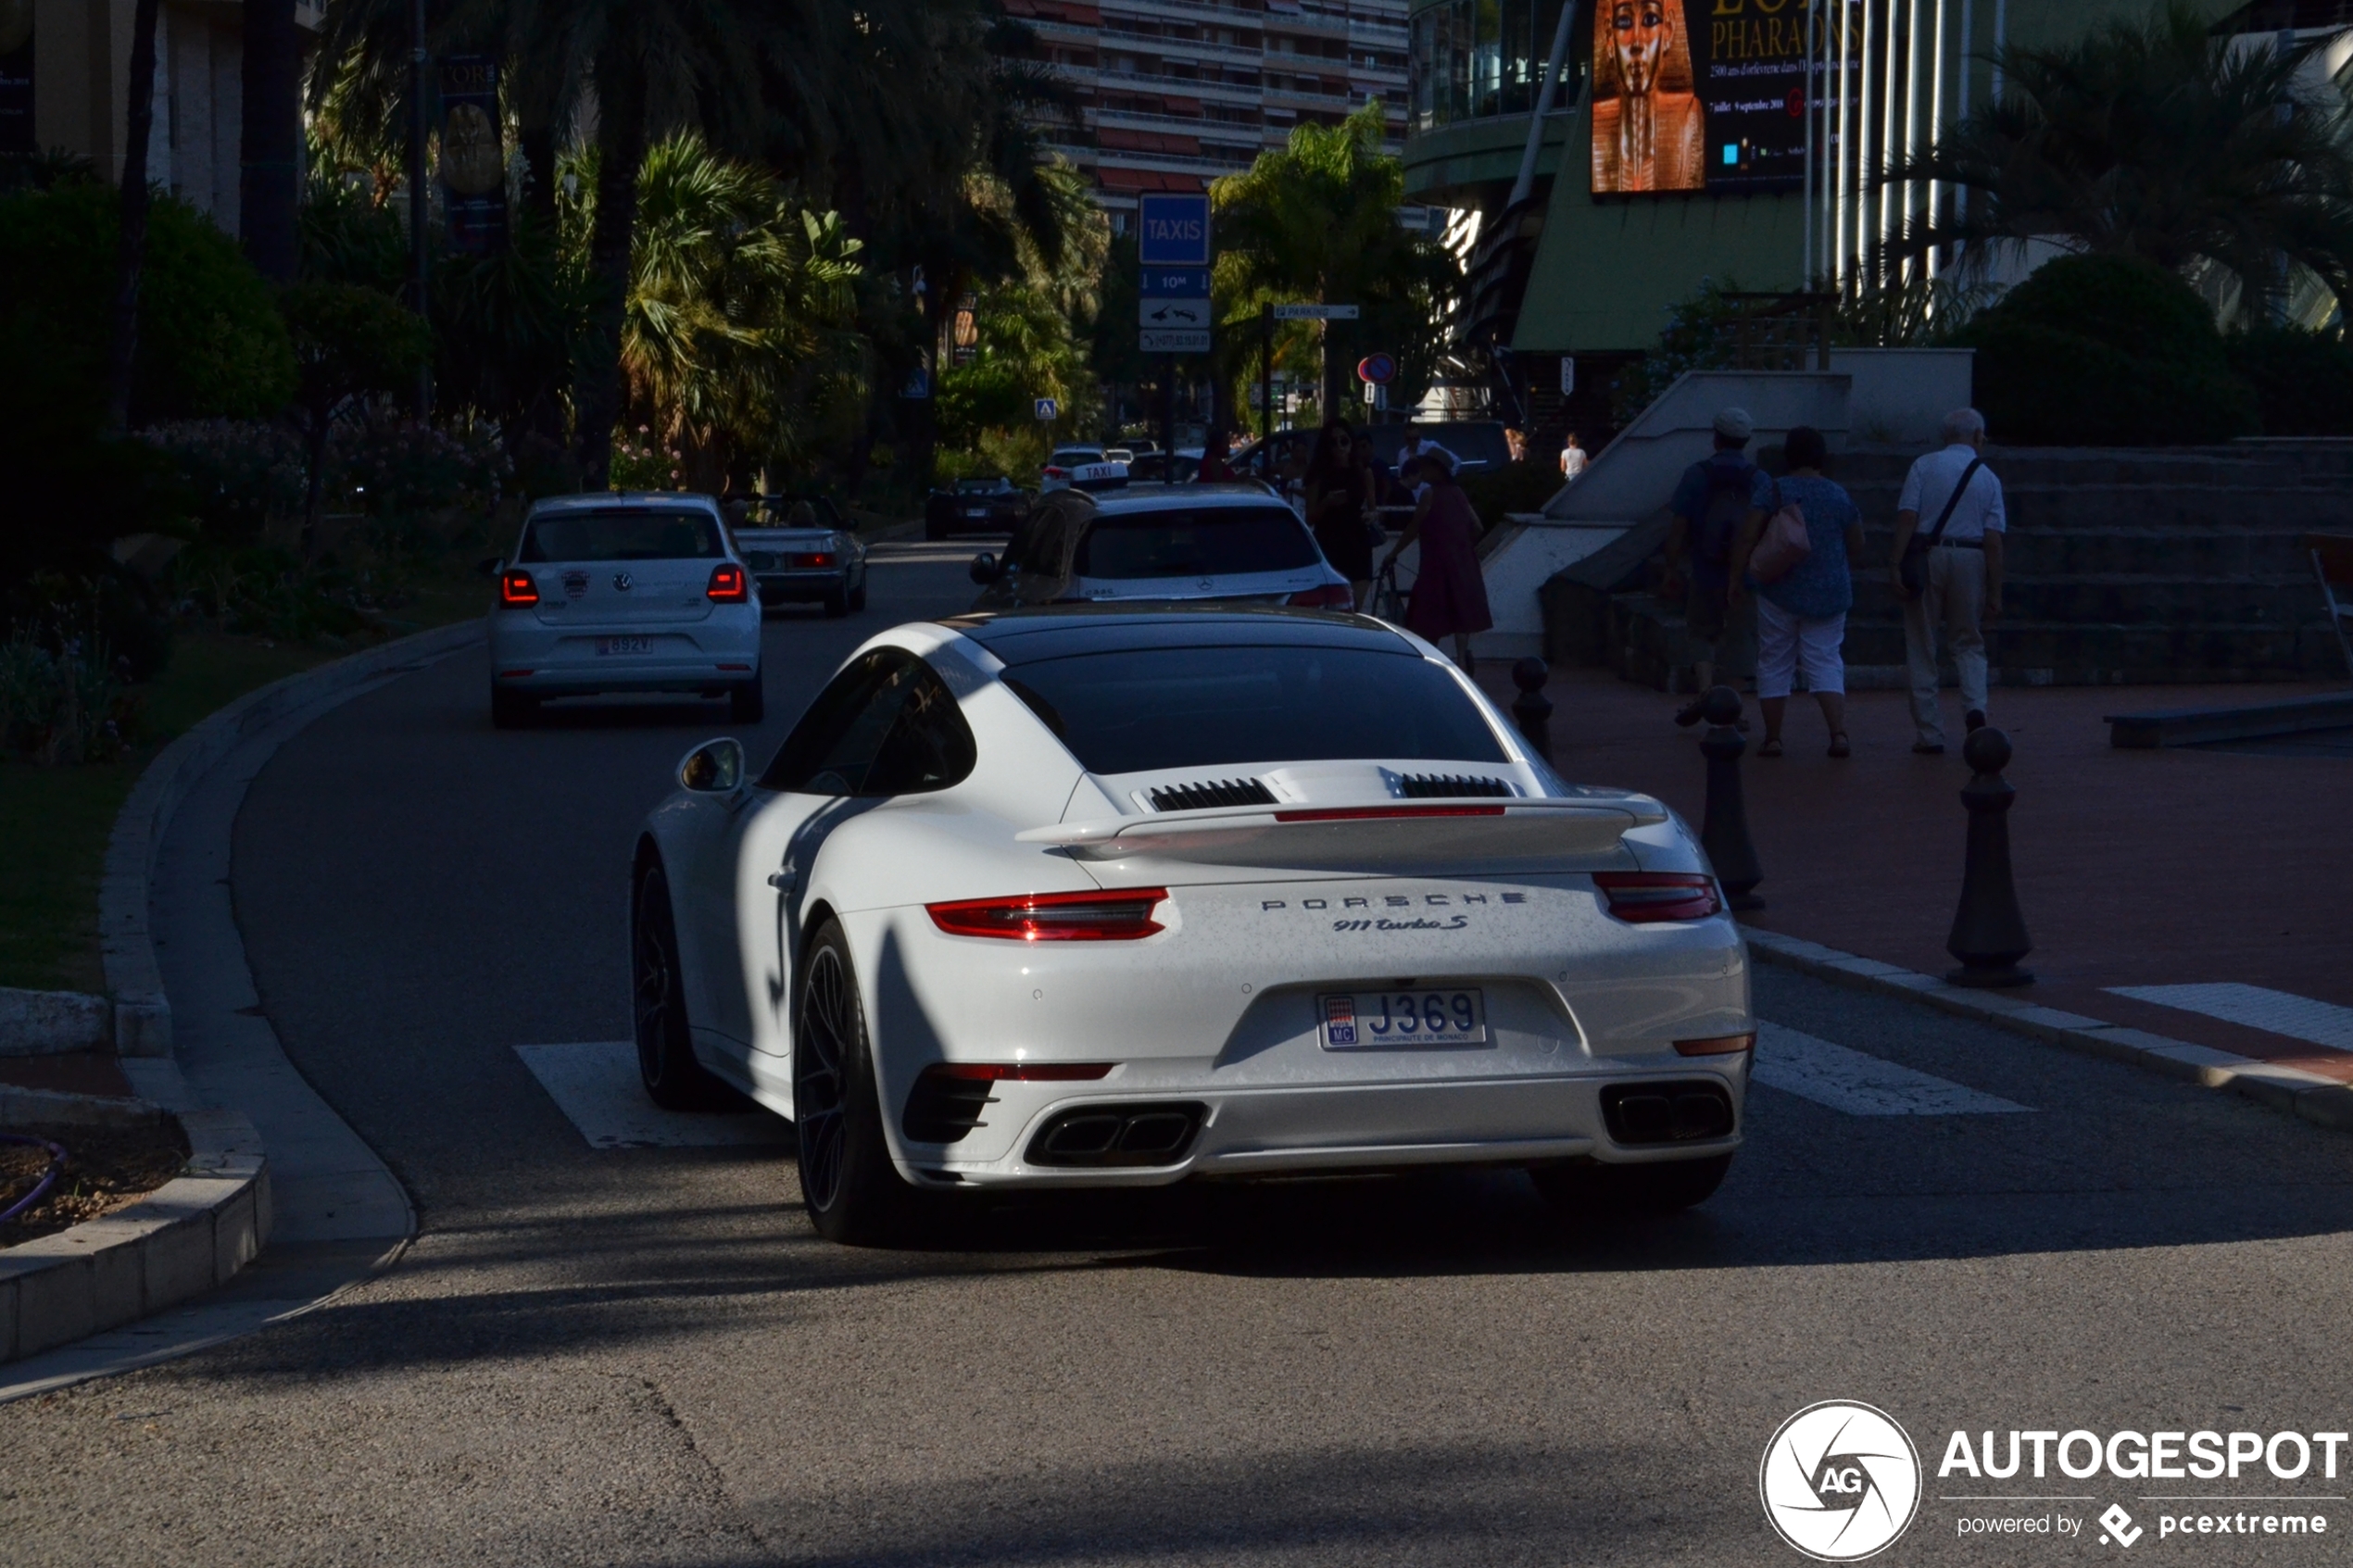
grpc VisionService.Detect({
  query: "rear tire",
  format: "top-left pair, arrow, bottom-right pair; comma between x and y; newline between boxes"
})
794,920 -> 916,1246
633,865 -> 732,1110
848,575 -> 867,613
729,674 -> 765,722
490,686 -> 536,729
1530,1153 -> 1731,1217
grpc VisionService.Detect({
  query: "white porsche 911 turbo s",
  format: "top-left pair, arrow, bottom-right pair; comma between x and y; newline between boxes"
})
631,608 -> 1752,1245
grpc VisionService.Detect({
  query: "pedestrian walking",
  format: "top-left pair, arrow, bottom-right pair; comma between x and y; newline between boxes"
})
1891,408 -> 2007,755
1382,446 -> 1491,672
1560,432 -> 1588,481
1197,426 -> 1238,483
1664,407 -> 1771,725
1728,425 -> 1862,759
1303,420 -> 1378,607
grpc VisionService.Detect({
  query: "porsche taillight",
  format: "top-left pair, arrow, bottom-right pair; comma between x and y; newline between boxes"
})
926,887 -> 1169,941
707,563 -> 749,602
499,570 -> 539,607
1287,583 -> 1355,608
1592,872 -> 1723,924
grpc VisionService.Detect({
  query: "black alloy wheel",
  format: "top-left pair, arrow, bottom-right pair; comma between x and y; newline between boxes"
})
632,864 -> 729,1110
794,920 -> 914,1244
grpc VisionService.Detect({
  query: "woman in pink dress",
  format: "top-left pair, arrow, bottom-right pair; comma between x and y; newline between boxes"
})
1382,450 -> 1491,672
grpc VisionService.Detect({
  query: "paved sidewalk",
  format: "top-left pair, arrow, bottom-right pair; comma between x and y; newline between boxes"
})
1484,664 -> 2353,1082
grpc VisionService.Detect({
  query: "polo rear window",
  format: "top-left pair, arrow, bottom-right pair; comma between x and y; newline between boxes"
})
521,509 -> 724,562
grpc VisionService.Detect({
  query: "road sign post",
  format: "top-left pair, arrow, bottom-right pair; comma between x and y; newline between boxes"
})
1261,303 -> 1274,439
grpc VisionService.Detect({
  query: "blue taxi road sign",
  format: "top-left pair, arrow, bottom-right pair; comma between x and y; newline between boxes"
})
1138,194 -> 1211,267
1141,268 -> 1210,297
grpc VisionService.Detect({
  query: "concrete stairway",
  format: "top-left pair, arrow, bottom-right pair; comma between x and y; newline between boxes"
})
1588,442 -> 2353,691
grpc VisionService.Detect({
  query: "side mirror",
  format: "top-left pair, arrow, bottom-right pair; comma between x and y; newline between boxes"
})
969,551 -> 1001,585
477,556 -> 506,578
677,736 -> 746,794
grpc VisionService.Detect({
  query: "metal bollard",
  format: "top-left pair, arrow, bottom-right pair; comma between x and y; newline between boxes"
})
1697,685 -> 1764,911
1945,727 -> 2034,987
1511,658 -> 1554,761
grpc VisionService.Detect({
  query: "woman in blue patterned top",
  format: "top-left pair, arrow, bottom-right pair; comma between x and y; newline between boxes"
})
1730,426 -> 1864,759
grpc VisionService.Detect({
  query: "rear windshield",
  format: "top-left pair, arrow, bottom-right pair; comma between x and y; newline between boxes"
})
1074,508 -> 1320,581
522,508 -> 724,562
1002,645 -> 1507,775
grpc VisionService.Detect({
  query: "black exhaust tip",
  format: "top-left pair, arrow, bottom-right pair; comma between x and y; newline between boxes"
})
1602,1081 -> 1735,1146
1026,1103 -> 1206,1168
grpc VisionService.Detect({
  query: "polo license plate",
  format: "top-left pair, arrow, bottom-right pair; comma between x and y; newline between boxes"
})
1319,988 -> 1487,1049
595,635 -> 652,657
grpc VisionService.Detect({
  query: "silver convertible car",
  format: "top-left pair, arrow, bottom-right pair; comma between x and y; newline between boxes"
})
631,608 -> 1752,1245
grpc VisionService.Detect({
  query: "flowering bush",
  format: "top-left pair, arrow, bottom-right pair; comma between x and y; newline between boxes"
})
143,420 -> 308,546
0,632 -> 134,764
330,416 -> 510,521
609,426 -> 681,491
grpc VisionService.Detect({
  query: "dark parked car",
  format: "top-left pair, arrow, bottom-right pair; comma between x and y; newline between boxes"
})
925,476 -> 1030,541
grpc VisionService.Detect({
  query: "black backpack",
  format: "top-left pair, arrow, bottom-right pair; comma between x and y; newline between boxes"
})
1693,458 -> 1757,569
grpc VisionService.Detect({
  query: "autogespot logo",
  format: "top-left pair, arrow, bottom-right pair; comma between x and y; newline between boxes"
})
1761,1401 -> 1924,1562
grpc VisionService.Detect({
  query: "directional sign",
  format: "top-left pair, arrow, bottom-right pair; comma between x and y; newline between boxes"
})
1034,397 -> 1058,422
1357,353 -> 1397,384
1138,194 -> 1212,267
1139,328 -> 1211,354
1140,267 -> 1210,297
1140,298 -> 1212,328
1274,303 -> 1360,320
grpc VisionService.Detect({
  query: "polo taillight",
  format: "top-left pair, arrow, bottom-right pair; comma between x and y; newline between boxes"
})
707,563 -> 749,602
1592,872 -> 1723,924
926,887 -> 1169,941
1287,583 -> 1356,608
498,570 -> 539,607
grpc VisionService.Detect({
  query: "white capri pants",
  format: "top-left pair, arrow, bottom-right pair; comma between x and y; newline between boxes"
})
1755,596 -> 1846,700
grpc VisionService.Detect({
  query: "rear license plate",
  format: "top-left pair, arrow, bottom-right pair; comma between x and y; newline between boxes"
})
1319,989 -> 1487,1048
965,508 -> 989,518
595,635 -> 652,656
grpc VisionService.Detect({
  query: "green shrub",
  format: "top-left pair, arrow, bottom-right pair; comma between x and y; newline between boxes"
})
2225,326 -> 2353,436
1964,254 -> 2257,445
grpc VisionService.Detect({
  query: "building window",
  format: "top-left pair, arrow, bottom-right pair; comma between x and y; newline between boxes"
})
1409,0 -> 1575,133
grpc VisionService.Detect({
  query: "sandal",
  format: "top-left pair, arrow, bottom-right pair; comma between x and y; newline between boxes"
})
1757,737 -> 1784,758
1828,733 -> 1851,759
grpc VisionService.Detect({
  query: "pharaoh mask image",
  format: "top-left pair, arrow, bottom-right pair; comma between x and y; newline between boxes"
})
442,102 -> 504,196
1612,0 -> 1669,96
1592,0 -> 1705,194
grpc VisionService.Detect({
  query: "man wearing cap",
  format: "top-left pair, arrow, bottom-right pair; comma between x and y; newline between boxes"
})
1664,407 -> 1771,724
1890,408 -> 2006,754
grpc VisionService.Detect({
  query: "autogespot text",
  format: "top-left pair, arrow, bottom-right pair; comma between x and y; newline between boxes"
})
1939,1428 -> 2352,1481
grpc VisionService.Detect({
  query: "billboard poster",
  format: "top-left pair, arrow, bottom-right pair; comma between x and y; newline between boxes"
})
0,0 -> 32,157
438,55 -> 510,253
1592,0 -> 1810,197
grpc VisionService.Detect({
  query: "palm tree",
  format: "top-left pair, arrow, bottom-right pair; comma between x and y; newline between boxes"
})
1888,0 -> 2353,321
1213,101 -> 1453,419
614,135 -> 866,490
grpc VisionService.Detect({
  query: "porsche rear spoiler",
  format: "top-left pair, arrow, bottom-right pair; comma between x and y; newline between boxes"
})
1015,798 -> 1667,867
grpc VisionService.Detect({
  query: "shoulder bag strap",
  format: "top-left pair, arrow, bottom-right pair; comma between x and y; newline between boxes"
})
1922,458 -> 1984,548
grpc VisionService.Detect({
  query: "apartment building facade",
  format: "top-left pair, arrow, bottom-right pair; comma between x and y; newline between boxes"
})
1004,0 -> 1423,231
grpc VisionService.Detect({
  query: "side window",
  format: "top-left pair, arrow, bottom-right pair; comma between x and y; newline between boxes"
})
760,649 -> 975,797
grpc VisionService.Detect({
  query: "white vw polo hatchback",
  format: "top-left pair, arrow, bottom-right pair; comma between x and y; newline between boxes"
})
488,493 -> 764,727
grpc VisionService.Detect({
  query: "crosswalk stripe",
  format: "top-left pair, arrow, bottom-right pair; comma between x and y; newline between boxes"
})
1750,1022 -> 2034,1116
515,1042 -> 788,1149
2106,984 -> 2353,1055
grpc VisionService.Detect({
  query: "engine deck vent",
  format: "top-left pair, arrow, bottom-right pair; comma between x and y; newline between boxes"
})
1397,772 -> 1514,799
1149,777 -> 1276,812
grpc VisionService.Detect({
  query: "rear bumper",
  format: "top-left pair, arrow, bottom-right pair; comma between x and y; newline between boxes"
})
487,609 -> 761,695
897,1060 -> 1745,1188
755,569 -> 848,604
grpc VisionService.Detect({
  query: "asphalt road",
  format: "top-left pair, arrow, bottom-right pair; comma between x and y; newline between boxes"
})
6,546 -> 2353,1565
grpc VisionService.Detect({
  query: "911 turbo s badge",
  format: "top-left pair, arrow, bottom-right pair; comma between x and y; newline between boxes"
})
1260,890 -> 1527,934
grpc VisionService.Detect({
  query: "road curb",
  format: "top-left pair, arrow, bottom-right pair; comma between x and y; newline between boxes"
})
1742,927 -> 2353,1133
101,620 -> 486,1058
1,1060 -> 268,1363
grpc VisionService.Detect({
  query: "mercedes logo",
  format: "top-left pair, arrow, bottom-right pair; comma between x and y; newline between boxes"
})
612,571 -> 634,591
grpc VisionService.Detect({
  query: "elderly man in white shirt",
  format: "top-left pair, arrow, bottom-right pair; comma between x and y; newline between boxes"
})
1890,408 -> 2007,754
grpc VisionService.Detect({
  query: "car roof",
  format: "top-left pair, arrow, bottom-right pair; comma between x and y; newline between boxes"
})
527,491 -> 721,513
1079,483 -> 1286,514
936,607 -> 1417,665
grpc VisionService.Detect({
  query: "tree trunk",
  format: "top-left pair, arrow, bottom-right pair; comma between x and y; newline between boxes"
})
571,68 -> 646,491
240,0 -> 300,282
103,0 -> 164,434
